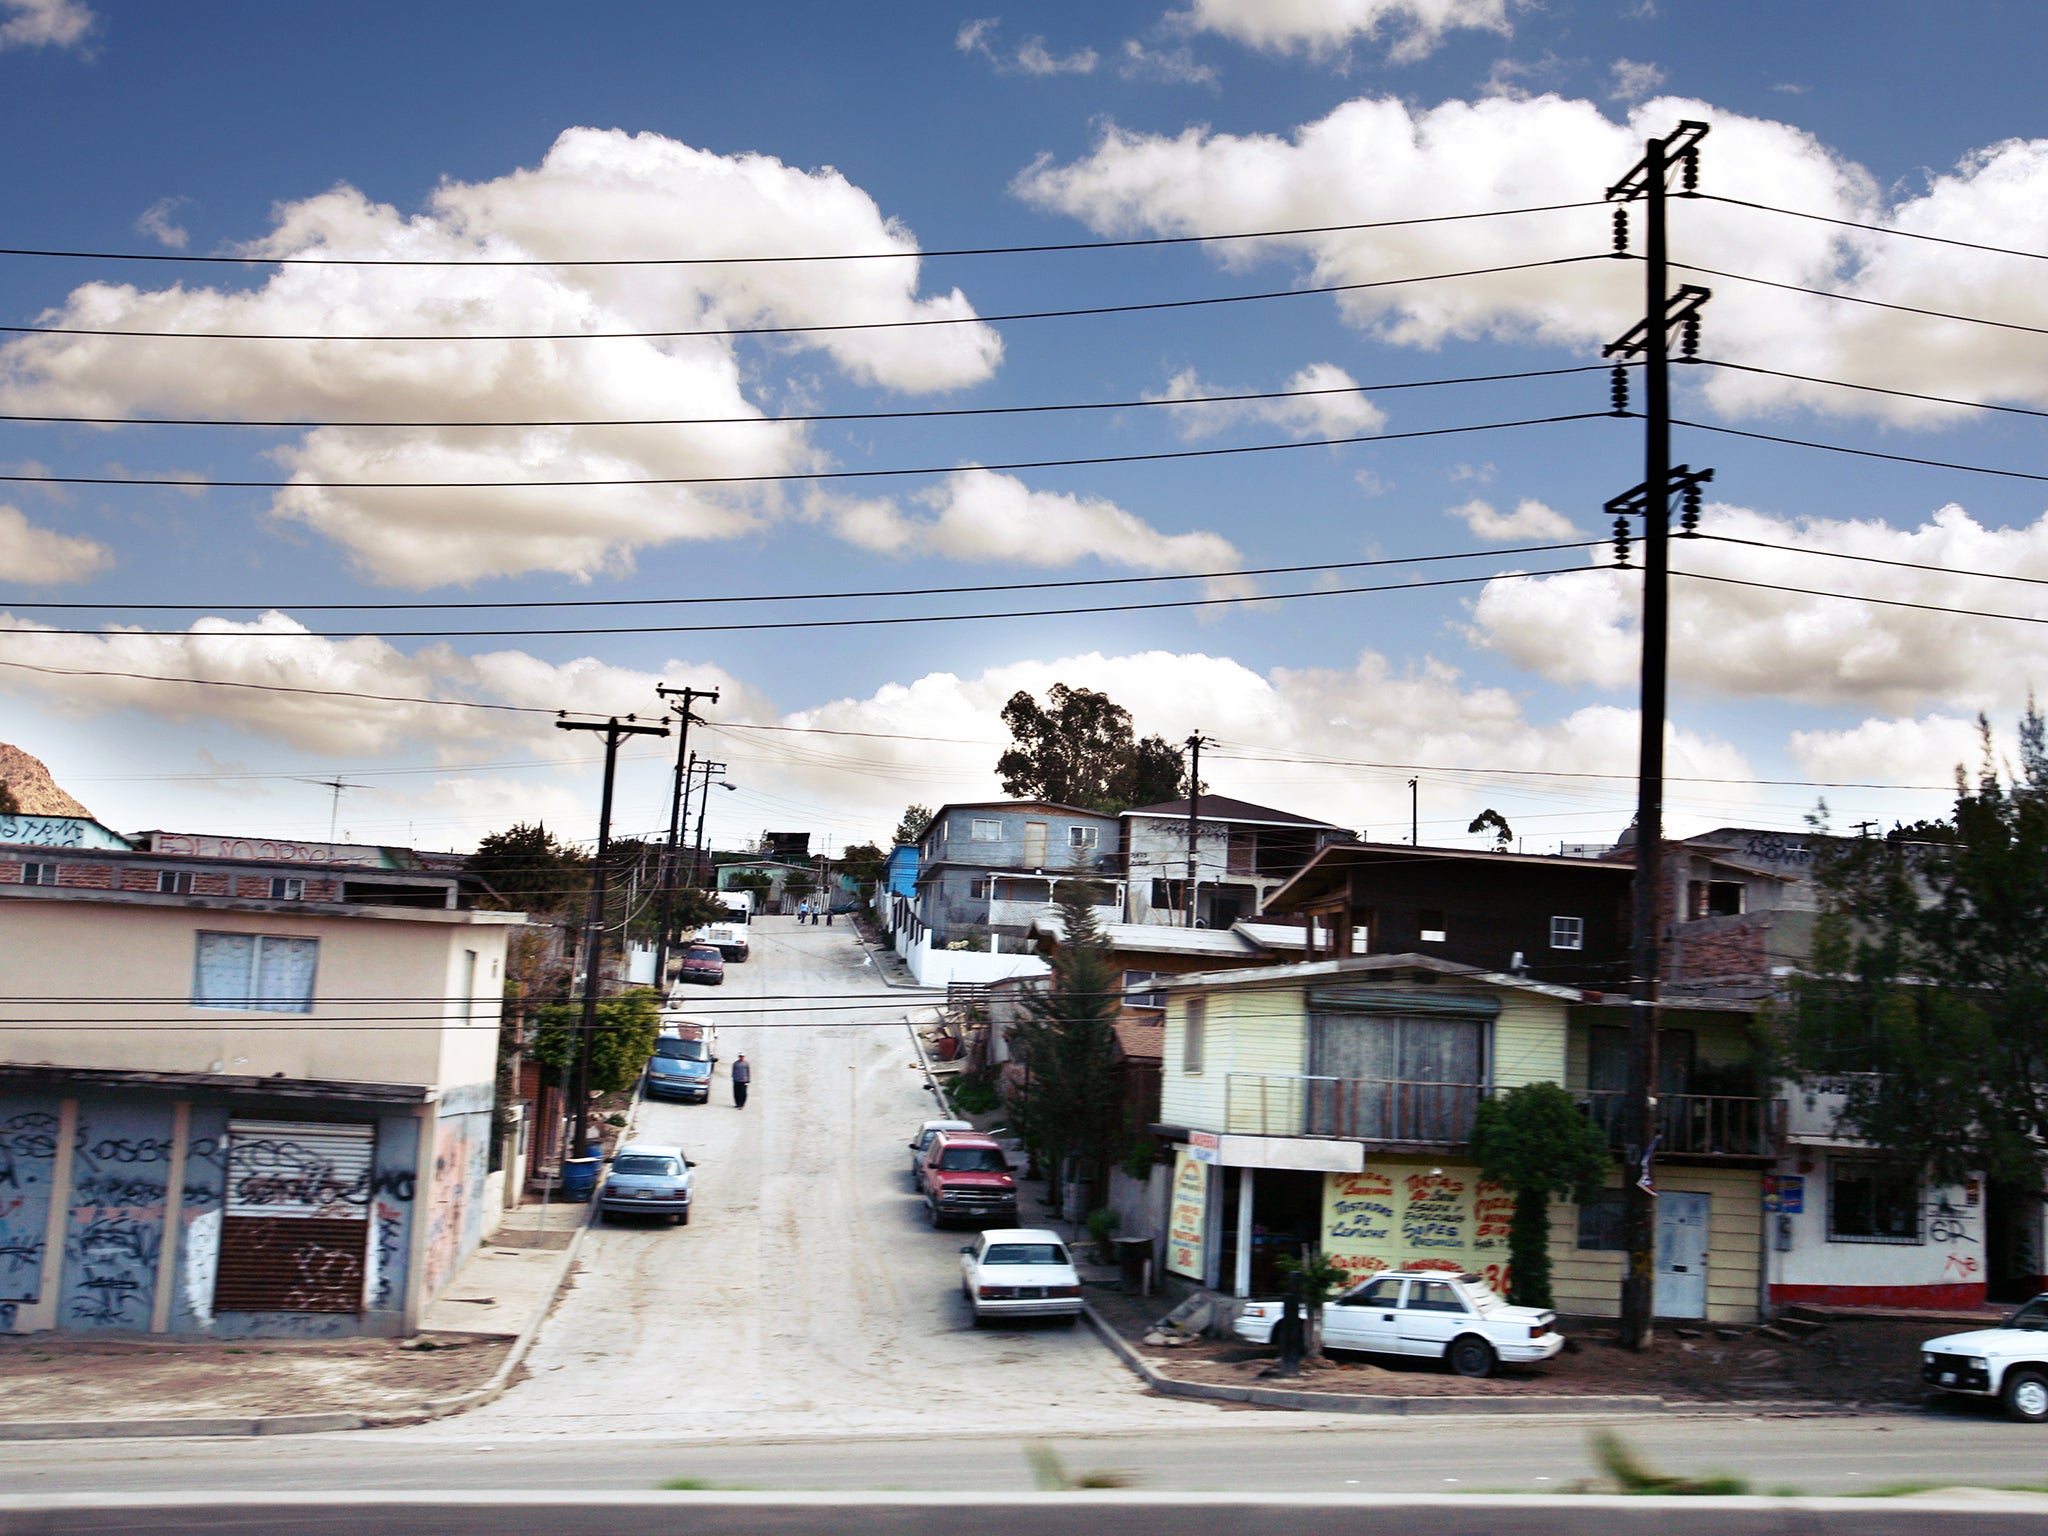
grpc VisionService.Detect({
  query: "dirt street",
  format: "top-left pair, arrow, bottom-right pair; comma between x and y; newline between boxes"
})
422,918 -> 1227,1441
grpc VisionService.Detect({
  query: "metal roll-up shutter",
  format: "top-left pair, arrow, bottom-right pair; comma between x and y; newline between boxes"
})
215,1120 -> 374,1314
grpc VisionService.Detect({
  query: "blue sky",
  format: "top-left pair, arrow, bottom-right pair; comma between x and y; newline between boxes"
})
4,0 -> 2048,857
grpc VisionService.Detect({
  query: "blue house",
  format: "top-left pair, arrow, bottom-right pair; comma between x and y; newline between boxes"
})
882,844 -> 919,901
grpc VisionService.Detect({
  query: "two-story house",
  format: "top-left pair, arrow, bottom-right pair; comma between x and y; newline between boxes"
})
1262,842 -> 1636,989
1154,953 -> 1773,1322
912,801 -> 1124,946
1119,795 -> 1354,929
0,823 -> 523,1339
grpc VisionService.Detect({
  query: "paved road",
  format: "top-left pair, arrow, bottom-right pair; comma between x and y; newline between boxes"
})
2,916 -> 2042,1499
429,915 -> 1208,1441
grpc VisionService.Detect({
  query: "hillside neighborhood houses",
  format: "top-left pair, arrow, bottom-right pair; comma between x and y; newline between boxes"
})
0,774 -> 2026,1349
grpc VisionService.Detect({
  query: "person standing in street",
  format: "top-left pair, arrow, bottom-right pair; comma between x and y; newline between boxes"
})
732,1053 -> 752,1108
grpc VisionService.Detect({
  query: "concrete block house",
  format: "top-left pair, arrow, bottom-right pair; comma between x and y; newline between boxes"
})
0,821 -> 521,1338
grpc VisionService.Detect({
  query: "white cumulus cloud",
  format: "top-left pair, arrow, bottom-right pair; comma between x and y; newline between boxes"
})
1150,362 -> 1387,441
1467,501 -> 2048,714
1016,93 -> 2048,425
0,504 -> 111,583
1447,496 -> 1578,541
1169,0 -> 1515,63
0,0 -> 93,51
0,129 -> 1001,587
957,17 -> 1098,74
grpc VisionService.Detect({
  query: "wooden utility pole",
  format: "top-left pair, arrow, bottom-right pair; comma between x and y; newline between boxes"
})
652,683 -> 719,984
555,713 -> 668,1164
1603,119 -> 1713,1350
1183,733 -> 1205,927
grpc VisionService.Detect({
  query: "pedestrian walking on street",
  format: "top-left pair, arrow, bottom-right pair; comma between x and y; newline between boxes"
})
825,906 -> 834,926
732,1053 -> 752,1108
797,900 -> 809,924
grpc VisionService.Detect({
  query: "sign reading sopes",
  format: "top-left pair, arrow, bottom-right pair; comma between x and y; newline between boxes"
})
1321,1158 -> 1513,1292
1167,1147 -> 1211,1281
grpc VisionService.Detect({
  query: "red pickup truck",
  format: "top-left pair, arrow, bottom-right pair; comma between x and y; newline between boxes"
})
919,1131 -> 1018,1229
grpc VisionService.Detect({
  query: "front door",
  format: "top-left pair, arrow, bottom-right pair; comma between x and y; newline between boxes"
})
1655,1191 -> 1710,1319
1022,821 -> 1047,867
1322,1274 -> 1404,1354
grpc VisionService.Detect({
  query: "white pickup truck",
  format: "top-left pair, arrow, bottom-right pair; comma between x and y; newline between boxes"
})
1922,1295 -> 2048,1420
703,890 -> 752,961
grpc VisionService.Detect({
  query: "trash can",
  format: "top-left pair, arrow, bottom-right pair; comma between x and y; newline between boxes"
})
561,1155 -> 600,1202
1114,1235 -> 1154,1295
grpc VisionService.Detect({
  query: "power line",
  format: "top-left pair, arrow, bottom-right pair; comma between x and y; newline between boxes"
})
1698,358 -> 2048,422
1700,533 -> 2048,589
0,657 -> 564,714
0,564 -> 1585,640
0,254 -> 1607,343
0,539 -> 1599,613
0,409 -> 1611,489
1676,259 -> 2048,340
0,200 -> 1603,269
1674,416 -> 2048,483
1672,567 -> 2048,628
0,361 -> 1614,431
1203,742 -> 1954,792
1698,192 -> 2048,265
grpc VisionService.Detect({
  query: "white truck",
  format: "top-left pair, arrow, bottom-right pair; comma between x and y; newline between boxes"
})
703,889 -> 753,962
1921,1295 -> 2048,1420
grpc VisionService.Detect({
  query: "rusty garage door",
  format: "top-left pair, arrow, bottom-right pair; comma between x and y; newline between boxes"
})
215,1119 -> 374,1313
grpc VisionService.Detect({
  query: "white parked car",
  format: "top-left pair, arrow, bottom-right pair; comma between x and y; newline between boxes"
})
958,1228 -> 1082,1326
1235,1269 -> 1564,1378
1922,1295 -> 2048,1420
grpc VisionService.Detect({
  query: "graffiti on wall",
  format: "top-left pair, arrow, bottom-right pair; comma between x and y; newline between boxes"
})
62,1107 -> 174,1329
0,1110 -> 58,1306
1323,1164 -> 1514,1293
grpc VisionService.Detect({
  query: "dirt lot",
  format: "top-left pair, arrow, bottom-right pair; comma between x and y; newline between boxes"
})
1089,1286 -> 1941,1407
0,1334 -> 508,1422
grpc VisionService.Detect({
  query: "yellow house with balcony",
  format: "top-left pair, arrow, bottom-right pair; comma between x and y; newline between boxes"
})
1157,954 -> 1772,1324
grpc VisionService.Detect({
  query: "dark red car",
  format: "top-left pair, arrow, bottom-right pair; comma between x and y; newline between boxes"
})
678,942 -> 725,985
919,1131 -> 1018,1228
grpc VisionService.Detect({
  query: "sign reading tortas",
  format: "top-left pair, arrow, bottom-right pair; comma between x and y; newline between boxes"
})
1166,1147 -> 1211,1281
1322,1160 -> 1514,1294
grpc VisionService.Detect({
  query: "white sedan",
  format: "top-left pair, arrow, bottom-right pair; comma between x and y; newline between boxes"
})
1235,1269 -> 1564,1378
958,1228 -> 1083,1326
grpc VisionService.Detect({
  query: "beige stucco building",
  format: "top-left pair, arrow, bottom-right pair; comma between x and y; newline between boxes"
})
0,829 -> 522,1338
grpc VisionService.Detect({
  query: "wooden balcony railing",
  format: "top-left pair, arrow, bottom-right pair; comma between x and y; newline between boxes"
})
1580,1089 -> 1783,1159
1226,1073 -> 1491,1145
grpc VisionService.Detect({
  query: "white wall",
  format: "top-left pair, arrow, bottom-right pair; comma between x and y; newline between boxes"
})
902,925 -> 1049,988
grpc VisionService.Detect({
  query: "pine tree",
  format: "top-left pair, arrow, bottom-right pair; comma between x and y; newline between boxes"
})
1006,879 -> 1125,1207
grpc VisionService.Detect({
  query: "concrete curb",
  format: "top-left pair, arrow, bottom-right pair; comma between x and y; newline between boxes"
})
1087,1302 -> 1734,1418
0,1193 -> 598,1443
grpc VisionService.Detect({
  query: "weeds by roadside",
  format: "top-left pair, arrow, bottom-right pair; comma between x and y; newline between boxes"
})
1025,1442 -> 1138,1491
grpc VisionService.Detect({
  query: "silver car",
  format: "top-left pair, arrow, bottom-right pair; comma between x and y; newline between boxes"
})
907,1118 -> 972,1187
597,1141 -> 694,1225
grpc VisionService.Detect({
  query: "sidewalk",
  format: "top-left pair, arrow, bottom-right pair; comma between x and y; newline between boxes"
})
0,1195 -> 591,1438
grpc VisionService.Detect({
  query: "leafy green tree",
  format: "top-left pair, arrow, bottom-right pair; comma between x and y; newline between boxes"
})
1469,1081 -> 1613,1308
1468,808 -> 1513,850
893,804 -> 935,846
838,841 -> 887,889
996,683 -> 1185,813
1004,879 -> 1125,1205
528,987 -> 663,1096
670,886 -> 734,931
1788,708 -> 2048,1192
469,823 -> 588,915
784,870 -> 816,906
723,869 -> 774,907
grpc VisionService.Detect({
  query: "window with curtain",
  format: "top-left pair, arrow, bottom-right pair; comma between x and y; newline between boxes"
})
194,931 -> 319,1013
1308,1012 -> 1485,1140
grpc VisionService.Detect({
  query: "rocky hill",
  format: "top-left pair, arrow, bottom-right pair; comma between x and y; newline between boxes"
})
0,743 -> 93,819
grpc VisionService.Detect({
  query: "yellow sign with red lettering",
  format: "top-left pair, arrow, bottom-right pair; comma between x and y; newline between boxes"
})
1166,1147 -> 1210,1280
1321,1160 -> 1514,1294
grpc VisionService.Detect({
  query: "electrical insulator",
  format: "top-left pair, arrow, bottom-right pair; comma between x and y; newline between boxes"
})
1680,481 -> 1703,535
1612,515 -> 1633,567
1681,149 -> 1700,193
1610,365 -> 1629,415
1680,314 -> 1701,358
1611,208 -> 1629,254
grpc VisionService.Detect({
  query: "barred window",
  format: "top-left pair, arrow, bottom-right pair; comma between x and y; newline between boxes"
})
1828,1160 -> 1922,1244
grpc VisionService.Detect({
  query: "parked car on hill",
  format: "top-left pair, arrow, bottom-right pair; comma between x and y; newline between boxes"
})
958,1229 -> 1082,1326
677,943 -> 725,985
1234,1269 -> 1562,1379
907,1118 -> 973,1187
1922,1295 -> 2048,1420
645,1049 -> 712,1104
597,1142 -> 694,1225
918,1130 -> 1017,1228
